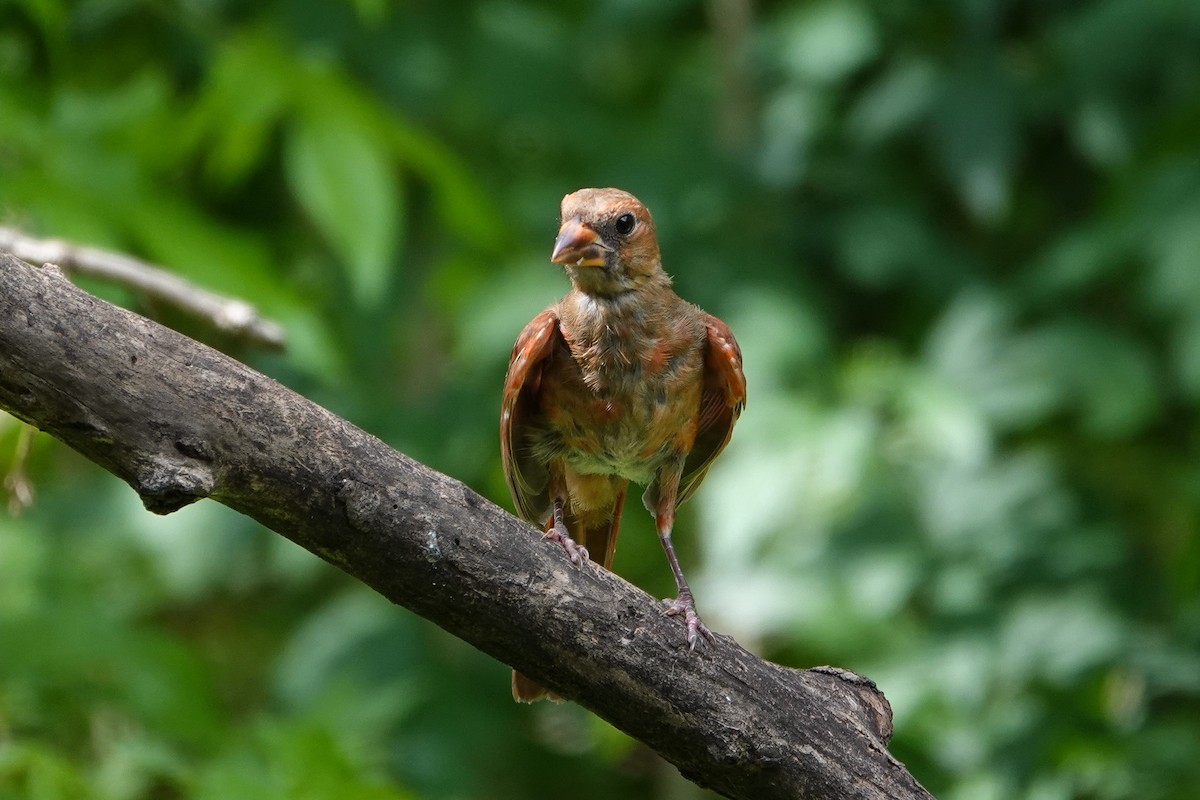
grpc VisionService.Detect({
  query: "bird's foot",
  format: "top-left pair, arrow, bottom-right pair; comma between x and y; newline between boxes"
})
544,497 -> 588,566
544,523 -> 589,567
662,591 -> 715,650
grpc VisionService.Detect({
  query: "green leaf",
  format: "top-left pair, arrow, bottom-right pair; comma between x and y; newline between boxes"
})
183,32 -> 295,187
929,61 -> 1018,223
777,0 -> 879,85
387,116 -> 505,250
0,741 -> 91,800
284,112 -> 400,307
1174,317 -> 1200,400
1024,321 -> 1159,438
849,57 -> 937,143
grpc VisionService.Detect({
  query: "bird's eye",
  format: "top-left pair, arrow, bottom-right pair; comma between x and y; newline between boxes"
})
614,213 -> 637,236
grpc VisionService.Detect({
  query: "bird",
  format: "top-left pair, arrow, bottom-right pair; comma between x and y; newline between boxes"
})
500,187 -> 746,702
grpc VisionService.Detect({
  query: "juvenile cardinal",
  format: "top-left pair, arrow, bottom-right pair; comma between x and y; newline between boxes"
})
501,187 -> 746,702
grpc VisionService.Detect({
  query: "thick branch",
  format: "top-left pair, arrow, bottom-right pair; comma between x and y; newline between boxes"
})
0,253 -> 931,800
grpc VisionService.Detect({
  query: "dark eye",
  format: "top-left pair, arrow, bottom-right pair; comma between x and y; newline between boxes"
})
614,212 -> 636,236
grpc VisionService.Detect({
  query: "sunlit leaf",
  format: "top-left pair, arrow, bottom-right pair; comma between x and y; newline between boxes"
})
284,110 -> 400,307
849,58 -> 937,143
1073,96 -> 1132,167
757,86 -> 826,186
924,292 -> 1059,429
1023,321 -> 1159,437
183,32 -> 295,187
998,591 -> 1127,684
777,0 -> 879,85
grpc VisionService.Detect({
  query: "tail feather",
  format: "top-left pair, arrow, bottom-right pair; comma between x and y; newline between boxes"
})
578,484 -> 625,570
512,670 -> 560,703
511,486 -> 627,702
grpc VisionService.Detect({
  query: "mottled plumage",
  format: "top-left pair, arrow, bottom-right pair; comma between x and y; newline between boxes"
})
501,188 -> 746,702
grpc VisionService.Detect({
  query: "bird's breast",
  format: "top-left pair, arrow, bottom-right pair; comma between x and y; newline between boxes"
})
536,332 -> 704,484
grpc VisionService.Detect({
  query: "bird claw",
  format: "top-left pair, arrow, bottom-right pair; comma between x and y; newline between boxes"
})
662,592 -> 715,650
543,525 -> 589,567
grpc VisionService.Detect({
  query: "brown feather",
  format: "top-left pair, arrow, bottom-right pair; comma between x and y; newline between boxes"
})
503,188 -> 746,700
677,313 -> 746,505
500,308 -> 563,522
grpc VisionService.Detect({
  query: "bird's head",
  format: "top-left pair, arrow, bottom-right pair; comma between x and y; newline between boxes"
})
550,187 -> 666,297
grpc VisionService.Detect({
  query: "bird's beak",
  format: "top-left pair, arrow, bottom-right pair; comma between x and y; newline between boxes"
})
551,218 -> 608,267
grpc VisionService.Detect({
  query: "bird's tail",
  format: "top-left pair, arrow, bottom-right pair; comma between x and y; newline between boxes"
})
511,488 -> 626,703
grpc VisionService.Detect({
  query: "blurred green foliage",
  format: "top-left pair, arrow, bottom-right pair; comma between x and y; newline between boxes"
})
2,0 -> 1200,798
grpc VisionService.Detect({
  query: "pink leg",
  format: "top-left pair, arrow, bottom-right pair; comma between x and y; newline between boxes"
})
544,495 -> 589,566
658,515 -> 714,649
653,467 -> 715,650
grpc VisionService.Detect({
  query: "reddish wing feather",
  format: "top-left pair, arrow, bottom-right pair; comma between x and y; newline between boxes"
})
501,308 -> 562,521
678,314 -> 746,505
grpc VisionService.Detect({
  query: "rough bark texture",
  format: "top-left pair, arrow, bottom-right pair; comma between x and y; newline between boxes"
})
0,252 -> 932,800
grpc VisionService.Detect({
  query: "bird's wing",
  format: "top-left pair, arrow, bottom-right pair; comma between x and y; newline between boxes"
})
501,308 -> 562,522
677,312 -> 746,505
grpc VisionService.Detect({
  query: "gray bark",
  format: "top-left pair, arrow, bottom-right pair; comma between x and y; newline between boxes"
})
0,252 -> 932,800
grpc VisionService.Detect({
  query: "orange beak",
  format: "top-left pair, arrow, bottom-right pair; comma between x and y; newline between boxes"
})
551,218 -> 609,267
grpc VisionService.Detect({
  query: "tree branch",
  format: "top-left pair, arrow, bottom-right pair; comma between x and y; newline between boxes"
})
0,227 -> 285,350
0,252 -> 931,800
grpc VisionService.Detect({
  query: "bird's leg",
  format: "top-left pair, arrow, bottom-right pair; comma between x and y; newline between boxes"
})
653,469 -> 715,650
544,495 -> 589,566
657,512 -> 714,649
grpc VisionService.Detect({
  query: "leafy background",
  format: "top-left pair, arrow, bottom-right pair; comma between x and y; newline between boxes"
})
3,1 -> 1200,798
